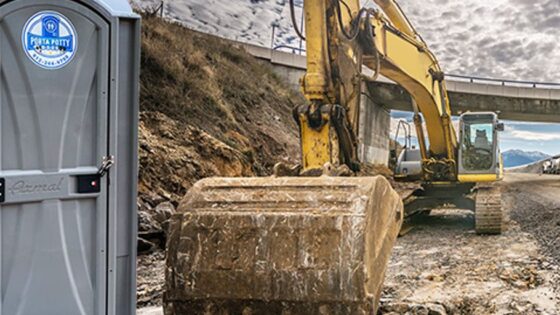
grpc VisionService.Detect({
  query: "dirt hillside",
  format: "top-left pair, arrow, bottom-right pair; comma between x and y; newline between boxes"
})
137,16 -> 304,305
138,15 -> 302,203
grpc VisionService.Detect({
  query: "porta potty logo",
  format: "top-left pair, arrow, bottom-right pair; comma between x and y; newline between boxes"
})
22,11 -> 77,70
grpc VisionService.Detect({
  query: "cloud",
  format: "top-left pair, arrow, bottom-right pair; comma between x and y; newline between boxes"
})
503,120 -> 557,126
505,129 -> 560,141
395,0 -> 560,82
133,0 -> 560,82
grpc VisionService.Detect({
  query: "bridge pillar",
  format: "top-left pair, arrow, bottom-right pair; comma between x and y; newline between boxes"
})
358,84 -> 391,166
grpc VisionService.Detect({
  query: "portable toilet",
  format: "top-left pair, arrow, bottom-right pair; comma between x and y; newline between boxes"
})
0,0 -> 140,314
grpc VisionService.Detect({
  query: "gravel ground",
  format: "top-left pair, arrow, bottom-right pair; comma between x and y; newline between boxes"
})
380,174 -> 560,314
137,174 -> 560,314
507,174 -> 560,263
137,251 -> 165,308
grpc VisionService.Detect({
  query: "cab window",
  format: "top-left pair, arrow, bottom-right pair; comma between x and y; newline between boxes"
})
461,120 -> 494,171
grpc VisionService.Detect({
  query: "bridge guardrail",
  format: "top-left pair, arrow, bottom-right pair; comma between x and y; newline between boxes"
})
267,46 -> 560,89
269,27 -> 560,89
273,45 -> 306,54
445,74 -> 560,89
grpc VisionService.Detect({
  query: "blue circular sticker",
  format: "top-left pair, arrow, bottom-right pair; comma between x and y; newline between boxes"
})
22,11 -> 78,70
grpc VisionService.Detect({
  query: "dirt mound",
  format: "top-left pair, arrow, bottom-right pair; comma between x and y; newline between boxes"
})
138,16 -> 302,203
508,161 -> 546,174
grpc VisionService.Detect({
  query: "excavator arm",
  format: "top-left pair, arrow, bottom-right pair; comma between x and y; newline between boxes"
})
297,0 -> 458,180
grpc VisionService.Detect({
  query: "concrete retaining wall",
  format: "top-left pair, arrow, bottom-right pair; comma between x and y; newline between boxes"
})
359,84 -> 390,165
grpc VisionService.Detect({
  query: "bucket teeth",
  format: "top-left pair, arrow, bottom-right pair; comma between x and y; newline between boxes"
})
165,176 -> 403,314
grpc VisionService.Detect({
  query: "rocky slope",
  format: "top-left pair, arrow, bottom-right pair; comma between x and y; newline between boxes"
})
138,16 -> 302,201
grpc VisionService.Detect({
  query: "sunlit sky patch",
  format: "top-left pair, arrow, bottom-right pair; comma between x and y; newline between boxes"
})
391,111 -> 560,155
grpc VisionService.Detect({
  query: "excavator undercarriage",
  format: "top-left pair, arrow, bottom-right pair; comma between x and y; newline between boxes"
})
403,183 -> 503,235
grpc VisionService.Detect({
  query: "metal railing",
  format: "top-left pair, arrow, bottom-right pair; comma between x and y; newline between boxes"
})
143,0 -> 165,18
267,43 -> 560,89
270,10 -> 305,55
445,74 -> 560,89
273,44 -> 306,54
149,3 -> 560,90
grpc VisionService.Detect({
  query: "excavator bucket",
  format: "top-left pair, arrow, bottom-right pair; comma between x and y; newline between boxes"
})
164,176 -> 403,315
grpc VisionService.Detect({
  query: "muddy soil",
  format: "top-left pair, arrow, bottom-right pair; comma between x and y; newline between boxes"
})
135,14 -> 560,315
138,174 -> 560,314
138,174 -> 560,315
380,174 -> 560,314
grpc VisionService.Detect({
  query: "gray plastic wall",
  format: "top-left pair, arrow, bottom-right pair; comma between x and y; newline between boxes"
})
0,0 -> 140,314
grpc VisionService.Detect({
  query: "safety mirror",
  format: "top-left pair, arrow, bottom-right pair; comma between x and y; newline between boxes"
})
496,122 -> 505,132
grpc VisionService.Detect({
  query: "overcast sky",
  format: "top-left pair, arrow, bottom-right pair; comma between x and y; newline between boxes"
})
395,0 -> 560,82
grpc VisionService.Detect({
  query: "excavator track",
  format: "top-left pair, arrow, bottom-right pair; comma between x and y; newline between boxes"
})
164,176 -> 403,315
475,186 -> 503,235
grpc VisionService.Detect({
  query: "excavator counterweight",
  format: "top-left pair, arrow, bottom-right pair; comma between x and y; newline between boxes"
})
165,176 -> 403,314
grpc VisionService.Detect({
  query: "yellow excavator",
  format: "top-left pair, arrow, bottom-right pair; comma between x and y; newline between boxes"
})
164,0 -> 504,313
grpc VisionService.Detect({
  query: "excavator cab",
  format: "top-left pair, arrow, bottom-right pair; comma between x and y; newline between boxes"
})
396,112 -> 505,235
458,112 -> 504,182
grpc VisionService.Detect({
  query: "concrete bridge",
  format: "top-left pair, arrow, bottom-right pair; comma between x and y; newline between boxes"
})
370,79 -> 560,123
237,42 -> 560,164
243,43 -> 560,123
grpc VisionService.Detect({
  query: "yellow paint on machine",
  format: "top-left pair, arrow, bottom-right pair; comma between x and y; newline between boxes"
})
299,114 -> 332,170
458,174 -> 500,183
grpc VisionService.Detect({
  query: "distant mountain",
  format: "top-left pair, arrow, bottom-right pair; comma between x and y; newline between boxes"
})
502,149 -> 550,168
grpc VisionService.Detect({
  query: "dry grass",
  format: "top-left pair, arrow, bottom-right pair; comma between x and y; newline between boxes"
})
140,16 -> 302,149
138,16 -> 304,201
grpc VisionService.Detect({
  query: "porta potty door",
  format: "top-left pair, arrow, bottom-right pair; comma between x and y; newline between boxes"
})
0,1 -> 110,314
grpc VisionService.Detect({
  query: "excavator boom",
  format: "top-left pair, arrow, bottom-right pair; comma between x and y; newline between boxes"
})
296,0 -> 458,180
